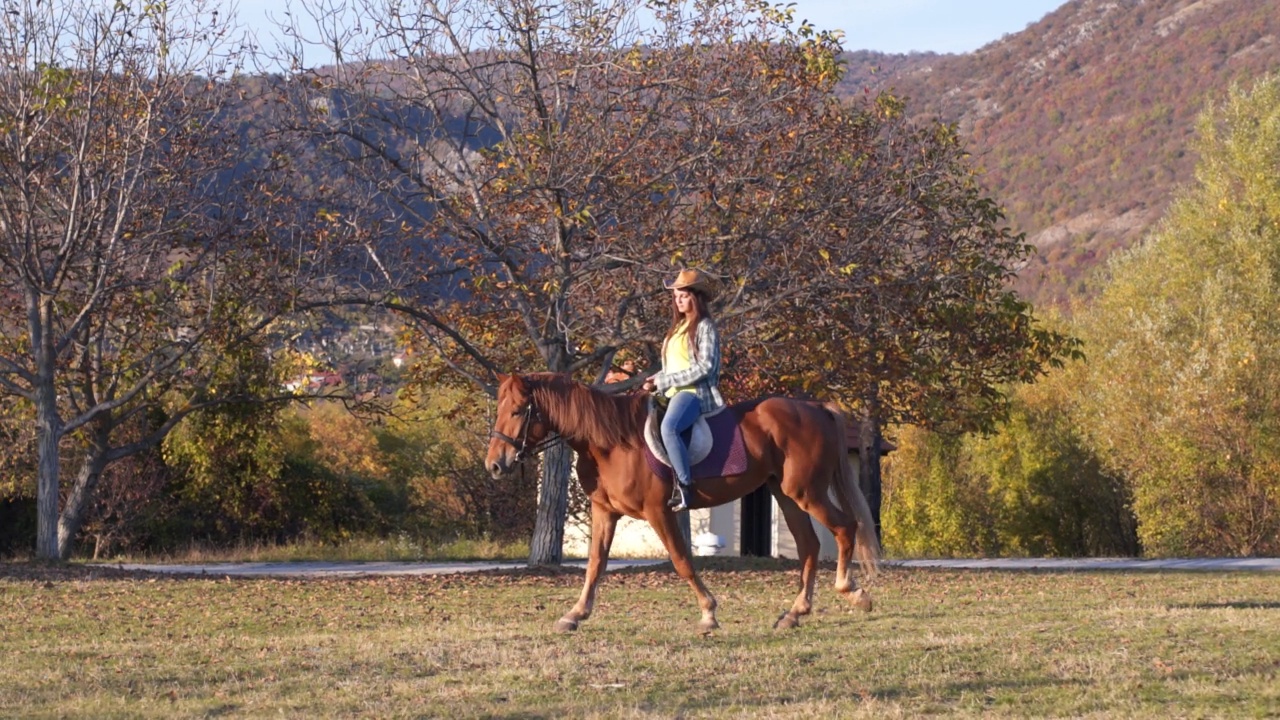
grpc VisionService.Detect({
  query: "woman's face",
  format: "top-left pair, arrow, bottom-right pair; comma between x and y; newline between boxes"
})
673,288 -> 695,316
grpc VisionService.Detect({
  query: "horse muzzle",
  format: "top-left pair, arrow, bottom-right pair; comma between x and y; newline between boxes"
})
488,455 -> 517,479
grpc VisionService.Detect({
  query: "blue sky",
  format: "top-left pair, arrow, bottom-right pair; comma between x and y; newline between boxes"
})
236,0 -> 1069,57
792,0 -> 1068,54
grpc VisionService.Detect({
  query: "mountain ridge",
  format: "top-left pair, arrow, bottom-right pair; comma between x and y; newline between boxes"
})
834,0 -> 1280,304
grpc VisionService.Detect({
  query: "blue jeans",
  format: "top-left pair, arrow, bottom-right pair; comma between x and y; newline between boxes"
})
661,391 -> 701,487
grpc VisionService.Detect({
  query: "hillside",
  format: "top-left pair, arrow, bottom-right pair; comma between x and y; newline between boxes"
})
835,0 -> 1280,305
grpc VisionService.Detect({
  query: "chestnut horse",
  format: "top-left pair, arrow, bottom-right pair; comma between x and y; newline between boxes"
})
485,372 -> 880,632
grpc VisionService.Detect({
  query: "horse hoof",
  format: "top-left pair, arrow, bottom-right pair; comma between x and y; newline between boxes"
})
773,612 -> 800,630
554,618 -> 579,633
698,617 -> 720,633
851,588 -> 873,613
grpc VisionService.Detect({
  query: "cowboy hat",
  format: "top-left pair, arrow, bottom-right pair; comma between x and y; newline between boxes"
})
663,268 -> 716,298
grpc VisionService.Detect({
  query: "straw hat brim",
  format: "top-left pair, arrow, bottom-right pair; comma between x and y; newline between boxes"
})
664,270 -> 716,298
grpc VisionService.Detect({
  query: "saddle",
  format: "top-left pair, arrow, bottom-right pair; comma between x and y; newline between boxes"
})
644,394 -> 714,467
643,394 -> 748,482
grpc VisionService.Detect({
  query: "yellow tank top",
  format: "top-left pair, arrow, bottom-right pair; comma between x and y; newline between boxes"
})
663,322 -> 697,398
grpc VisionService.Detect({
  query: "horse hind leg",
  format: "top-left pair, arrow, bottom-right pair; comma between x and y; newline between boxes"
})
556,504 -> 620,632
790,486 -> 874,613
834,536 -> 874,613
770,486 -> 822,630
822,403 -> 880,611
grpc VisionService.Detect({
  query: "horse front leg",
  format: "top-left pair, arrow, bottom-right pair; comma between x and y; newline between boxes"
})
556,503 -> 620,632
648,507 -> 719,632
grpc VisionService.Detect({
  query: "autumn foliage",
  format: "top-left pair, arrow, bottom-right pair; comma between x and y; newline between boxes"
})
884,73 -> 1280,558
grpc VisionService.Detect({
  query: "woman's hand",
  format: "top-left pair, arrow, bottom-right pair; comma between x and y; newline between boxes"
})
641,376 -> 657,393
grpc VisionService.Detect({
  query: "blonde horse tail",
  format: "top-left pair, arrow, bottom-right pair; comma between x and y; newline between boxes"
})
824,403 -> 881,579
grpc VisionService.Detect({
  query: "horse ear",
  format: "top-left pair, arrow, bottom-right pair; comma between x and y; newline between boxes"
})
495,372 -> 528,394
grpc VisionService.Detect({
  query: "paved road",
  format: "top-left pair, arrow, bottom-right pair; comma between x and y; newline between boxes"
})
117,556 -> 1280,578
890,557 -> 1280,572
116,559 -> 666,578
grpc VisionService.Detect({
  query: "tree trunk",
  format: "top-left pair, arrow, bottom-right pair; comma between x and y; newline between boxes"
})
57,444 -> 110,560
34,382 -> 62,560
528,439 -> 572,566
858,408 -> 884,545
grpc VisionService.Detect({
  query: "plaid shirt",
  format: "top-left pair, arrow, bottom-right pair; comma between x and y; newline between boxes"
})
655,320 -> 725,416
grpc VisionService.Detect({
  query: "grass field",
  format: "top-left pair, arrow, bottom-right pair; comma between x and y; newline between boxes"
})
79,536 -> 532,565
2,559 -> 1277,718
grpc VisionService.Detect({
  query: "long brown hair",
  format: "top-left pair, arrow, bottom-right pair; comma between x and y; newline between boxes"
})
663,288 -> 713,360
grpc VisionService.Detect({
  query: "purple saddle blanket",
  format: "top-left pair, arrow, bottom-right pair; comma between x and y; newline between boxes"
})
644,407 -> 749,482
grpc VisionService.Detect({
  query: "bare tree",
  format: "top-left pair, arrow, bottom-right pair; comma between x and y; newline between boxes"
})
272,0 -> 1077,564
0,0 -> 346,559
745,97 -> 1081,535
276,0 -> 857,564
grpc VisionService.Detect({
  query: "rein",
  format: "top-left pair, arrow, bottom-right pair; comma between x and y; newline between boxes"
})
489,398 -> 560,461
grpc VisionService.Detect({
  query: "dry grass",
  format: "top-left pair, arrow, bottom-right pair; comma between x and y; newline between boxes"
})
89,536 -> 531,565
2,559 -> 1277,718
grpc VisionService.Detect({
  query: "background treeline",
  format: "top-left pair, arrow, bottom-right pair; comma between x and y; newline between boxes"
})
883,73 -> 1280,558
229,0 -> 1075,567
3,0 -> 1277,562
1,388 -> 530,558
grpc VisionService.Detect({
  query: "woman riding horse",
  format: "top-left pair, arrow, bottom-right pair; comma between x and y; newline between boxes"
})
642,268 -> 723,513
485,366 -> 881,632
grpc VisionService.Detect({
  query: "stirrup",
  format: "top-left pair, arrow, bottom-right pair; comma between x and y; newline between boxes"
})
668,482 -> 692,512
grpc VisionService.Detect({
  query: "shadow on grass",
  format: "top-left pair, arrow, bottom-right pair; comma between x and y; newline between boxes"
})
477,555 -> 805,578
1167,601 -> 1280,610
519,672 -> 1104,718
617,655 -> 1276,718
0,560 -> 159,583
0,555 -> 810,585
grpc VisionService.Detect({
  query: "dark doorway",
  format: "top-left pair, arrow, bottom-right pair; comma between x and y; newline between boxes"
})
740,484 -> 773,556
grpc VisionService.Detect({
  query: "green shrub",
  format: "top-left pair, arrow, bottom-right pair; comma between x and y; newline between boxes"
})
884,377 -> 1138,558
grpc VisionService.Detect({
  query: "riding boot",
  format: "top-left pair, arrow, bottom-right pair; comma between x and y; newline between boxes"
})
668,481 -> 693,512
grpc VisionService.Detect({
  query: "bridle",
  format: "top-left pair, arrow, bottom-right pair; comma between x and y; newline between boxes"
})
489,397 -> 559,462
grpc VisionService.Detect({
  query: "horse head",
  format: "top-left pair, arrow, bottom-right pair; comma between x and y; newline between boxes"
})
485,373 -> 554,479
